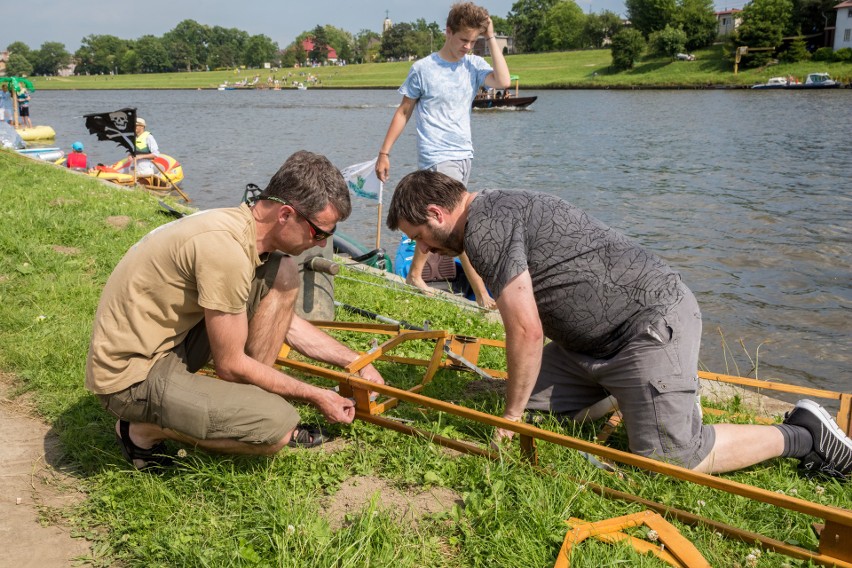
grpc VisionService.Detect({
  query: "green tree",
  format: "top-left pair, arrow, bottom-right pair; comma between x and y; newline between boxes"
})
74,34 -> 127,74
536,1 -> 587,51
791,0 -> 836,36
625,0 -> 677,37
245,34 -> 278,68
32,42 -> 71,75
380,22 -> 417,60
353,29 -> 381,63
583,11 -> 623,48
649,24 -> 688,56
508,0 -> 560,52
323,25 -> 354,62
782,33 -> 811,62
5,53 -> 33,76
6,42 -> 32,60
163,20 -> 209,72
308,25 -> 330,63
207,26 -> 249,69
673,0 -> 717,50
136,35 -> 172,73
611,28 -> 646,69
490,15 -> 512,35
119,49 -> 141,74
731,0 -> 793,67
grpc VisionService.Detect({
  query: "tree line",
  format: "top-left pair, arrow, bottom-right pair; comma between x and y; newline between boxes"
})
3,0 -> 846,77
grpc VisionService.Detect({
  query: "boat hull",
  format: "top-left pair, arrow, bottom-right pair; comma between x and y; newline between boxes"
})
752,83 -> 841,89
17,147 -> 64,162
472,96 -> 538,109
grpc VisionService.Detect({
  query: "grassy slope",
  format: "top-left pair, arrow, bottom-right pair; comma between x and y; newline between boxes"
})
32,46 -> 852,91
1,150 -> 850,567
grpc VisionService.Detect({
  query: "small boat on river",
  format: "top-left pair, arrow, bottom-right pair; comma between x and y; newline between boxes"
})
473,74 -> 537,110
752,72 -> 841,89
88,154 -> 185,194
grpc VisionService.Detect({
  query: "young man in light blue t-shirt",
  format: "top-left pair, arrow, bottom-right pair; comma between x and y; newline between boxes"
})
376,2 -> 510,308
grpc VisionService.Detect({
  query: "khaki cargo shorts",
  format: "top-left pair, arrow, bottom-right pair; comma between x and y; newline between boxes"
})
98,252 -> 300,445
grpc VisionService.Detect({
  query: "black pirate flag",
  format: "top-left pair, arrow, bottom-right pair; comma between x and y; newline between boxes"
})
83,107 -> 137,155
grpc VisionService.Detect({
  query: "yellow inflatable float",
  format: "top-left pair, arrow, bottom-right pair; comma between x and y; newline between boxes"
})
15,125 -> 56,141
89,154 -> 186,194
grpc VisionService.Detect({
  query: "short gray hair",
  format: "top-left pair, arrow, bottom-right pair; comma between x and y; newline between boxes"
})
264,151 -> 352,220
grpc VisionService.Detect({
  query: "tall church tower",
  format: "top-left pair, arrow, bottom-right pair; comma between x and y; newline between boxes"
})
383,10 -> 393,33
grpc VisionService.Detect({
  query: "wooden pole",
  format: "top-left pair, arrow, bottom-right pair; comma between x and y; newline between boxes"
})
151,159 -> 191,203
375,202 -> 382,249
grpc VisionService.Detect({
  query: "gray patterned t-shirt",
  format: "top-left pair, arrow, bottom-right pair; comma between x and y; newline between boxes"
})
465,190 -> 684,358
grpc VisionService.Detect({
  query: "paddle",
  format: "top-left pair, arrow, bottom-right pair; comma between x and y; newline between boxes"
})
150,158 -> 191,203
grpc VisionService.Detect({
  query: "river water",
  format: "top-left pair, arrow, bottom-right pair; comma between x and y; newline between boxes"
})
26,88 -> 851,395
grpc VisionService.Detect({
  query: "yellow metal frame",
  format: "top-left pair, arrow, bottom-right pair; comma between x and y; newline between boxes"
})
556,510 -> 710,568
273,320 -> 852,567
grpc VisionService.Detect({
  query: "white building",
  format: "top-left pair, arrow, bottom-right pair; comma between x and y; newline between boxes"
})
834,0 -> 852,50
716,9 -> 743,37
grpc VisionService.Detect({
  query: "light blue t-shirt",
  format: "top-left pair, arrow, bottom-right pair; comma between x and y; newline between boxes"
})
399,53 -> 493,169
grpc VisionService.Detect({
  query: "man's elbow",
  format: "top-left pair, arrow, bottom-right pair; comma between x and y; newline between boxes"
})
213,360 -> 244,383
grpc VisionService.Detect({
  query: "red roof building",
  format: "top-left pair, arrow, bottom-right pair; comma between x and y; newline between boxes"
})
301,38 -> 338,62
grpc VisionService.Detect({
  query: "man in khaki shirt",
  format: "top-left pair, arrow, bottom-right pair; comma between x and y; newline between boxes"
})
86,151 -> 384,469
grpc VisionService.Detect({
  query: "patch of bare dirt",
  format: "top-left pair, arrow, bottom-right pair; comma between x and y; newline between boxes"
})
323,475 -> 462,530
463,378 -> 506,398
106,215 -> 131,229
0,374 -> 91,567
51,245 -> 80,255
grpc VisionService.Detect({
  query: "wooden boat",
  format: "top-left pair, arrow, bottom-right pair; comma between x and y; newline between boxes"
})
88,154 -> 185,193
752,72 -> 841,90
473,74 -> 537,110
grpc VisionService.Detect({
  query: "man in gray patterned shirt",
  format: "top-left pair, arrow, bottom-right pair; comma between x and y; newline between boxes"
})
386,170 -> 852,479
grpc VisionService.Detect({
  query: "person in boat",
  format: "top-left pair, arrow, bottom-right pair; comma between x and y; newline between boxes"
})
386,170 -> 852,480
66,141 -> 88,171
85,150 -> 385,470
132,117 -> 160,177
375,1 -> 511,310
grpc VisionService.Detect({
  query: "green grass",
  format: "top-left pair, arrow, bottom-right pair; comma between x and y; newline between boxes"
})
31,46 -> 852,91
1,150 -> 850,566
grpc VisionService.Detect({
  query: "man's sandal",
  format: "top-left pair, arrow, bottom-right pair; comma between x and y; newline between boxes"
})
287,424 -> 331,448
115,420 -> 173,470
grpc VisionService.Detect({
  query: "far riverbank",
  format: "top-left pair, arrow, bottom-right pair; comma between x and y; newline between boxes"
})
29,46 -> 852,91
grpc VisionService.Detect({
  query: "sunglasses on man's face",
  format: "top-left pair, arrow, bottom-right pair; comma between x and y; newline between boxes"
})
257,195 -> 336,242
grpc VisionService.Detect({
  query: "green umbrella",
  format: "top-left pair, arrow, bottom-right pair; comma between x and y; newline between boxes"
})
0,77 -> 36,94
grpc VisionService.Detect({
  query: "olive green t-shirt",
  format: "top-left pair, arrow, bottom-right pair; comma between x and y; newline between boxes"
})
86,204 -> 262,394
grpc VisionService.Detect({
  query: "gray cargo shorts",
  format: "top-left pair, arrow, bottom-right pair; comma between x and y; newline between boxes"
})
98,252 -> 300,445
527,284 -> 714,468
428,159 -> 471,187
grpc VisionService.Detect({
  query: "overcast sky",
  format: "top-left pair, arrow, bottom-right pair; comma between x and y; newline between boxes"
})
4,0 -> 746,53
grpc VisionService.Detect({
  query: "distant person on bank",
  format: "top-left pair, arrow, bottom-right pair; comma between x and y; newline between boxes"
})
86,151 -> 385,470
386,170 -> 852,480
